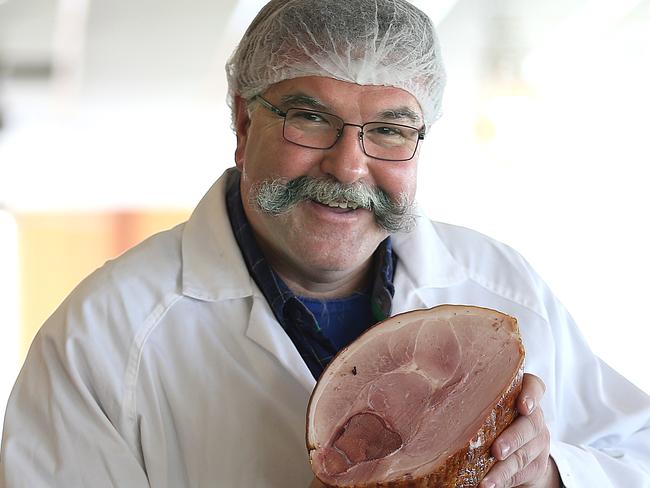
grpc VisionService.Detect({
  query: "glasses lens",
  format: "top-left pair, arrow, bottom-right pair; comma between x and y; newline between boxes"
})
362,122 -> 420,161
283,109 -> 341,149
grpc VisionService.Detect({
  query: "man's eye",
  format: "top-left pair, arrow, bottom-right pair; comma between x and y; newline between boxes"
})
293,111 -> 326,123
371,126 -> 403,137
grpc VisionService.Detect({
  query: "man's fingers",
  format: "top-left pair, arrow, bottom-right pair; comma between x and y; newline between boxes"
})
480,374 -> 551,488
492,407 -> 546,461
482,452 -> 550,488
480,433 -> 550,488
518,373 -> 546,416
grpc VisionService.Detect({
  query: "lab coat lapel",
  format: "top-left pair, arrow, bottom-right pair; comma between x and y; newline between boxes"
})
391,214 -> 468,314
245,293 -> 316,392
181,170 -> 315,392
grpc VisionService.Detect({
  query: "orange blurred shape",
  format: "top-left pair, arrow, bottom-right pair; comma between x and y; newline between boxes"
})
16,210 -> 190,359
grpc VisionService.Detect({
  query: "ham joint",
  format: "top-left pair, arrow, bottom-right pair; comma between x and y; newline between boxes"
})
306,305 -> 525,487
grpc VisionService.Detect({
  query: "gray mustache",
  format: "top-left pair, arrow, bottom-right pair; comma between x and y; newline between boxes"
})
250,176 -> 416,233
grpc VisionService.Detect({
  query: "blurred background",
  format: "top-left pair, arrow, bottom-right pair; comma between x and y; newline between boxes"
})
1,0 -> 649,432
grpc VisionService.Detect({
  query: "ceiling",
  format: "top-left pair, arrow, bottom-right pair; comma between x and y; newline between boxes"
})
4,0 -> 639,103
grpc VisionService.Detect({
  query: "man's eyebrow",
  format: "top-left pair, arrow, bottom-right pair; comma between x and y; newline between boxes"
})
376,108 -> 423,126
279,94 -> 329,111
278,94 -> 423,126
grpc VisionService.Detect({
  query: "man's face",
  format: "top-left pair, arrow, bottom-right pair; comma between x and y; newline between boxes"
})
234,76 -> 422,294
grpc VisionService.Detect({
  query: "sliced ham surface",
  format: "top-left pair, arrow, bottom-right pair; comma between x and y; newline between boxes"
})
307,305 -> 525,488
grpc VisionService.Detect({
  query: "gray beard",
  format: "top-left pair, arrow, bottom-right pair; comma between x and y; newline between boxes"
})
250,176 -> 416,233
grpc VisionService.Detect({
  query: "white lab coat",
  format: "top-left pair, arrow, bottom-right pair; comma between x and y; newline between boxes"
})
1,168 -> 649,487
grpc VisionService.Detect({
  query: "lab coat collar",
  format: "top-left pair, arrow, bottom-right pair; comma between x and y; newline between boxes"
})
182,171 -> 466,302
391,211 -> 468,295
181,169 -> 254,302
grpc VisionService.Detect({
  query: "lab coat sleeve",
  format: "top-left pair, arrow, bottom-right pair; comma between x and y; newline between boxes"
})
538,279 -> 650,487
0,297 -> 150,487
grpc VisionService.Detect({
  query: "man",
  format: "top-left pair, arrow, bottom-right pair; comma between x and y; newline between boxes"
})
1,0 -> 649,486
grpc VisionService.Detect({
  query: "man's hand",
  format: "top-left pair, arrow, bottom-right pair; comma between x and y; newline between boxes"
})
479,373 -> 561,488
309,477 -> 326,488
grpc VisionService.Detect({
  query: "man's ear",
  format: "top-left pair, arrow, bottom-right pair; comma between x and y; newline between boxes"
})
234,94 -> 251,171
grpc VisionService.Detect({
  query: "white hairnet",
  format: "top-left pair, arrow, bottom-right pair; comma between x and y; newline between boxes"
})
226,0 -> 446,128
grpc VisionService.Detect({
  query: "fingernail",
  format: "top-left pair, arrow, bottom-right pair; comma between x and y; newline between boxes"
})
481,481 -> 496,488
525,397 -> 535,413
500,443 -> 510,458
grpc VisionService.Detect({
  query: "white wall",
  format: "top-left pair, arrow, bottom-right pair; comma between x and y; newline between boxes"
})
420,0 -> 650,394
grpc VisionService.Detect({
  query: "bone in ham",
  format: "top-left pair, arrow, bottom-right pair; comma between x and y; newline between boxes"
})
306,305 -> 525,488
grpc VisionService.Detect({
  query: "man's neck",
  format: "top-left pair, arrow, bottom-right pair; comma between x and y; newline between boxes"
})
266,253 -> 373,300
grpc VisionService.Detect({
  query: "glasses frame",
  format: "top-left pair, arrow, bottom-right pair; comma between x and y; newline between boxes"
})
254,95 -> 425,162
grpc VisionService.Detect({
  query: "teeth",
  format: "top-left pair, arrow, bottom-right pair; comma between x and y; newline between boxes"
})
320,200 -> 358,210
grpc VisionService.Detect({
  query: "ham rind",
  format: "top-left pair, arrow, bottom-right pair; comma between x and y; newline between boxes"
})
306,305 -> 525,488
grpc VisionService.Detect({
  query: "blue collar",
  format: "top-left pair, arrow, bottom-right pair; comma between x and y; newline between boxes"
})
225,170 -> 396,378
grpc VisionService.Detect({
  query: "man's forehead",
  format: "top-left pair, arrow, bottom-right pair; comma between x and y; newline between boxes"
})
265,77 -> 424,123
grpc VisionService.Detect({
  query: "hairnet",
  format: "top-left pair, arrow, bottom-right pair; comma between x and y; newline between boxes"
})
226,0 -> 446,128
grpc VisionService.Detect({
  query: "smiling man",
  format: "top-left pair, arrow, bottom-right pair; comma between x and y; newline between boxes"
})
2,0 -> 650,487
235,77 -> 420,298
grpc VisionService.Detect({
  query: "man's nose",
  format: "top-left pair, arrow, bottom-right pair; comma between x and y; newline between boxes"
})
320,124 -> 371,184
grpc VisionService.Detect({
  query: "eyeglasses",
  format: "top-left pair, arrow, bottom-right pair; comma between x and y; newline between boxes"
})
254,96 -> 425,162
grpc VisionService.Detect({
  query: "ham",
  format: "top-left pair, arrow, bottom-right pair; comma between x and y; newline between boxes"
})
306,305 -> 525,488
